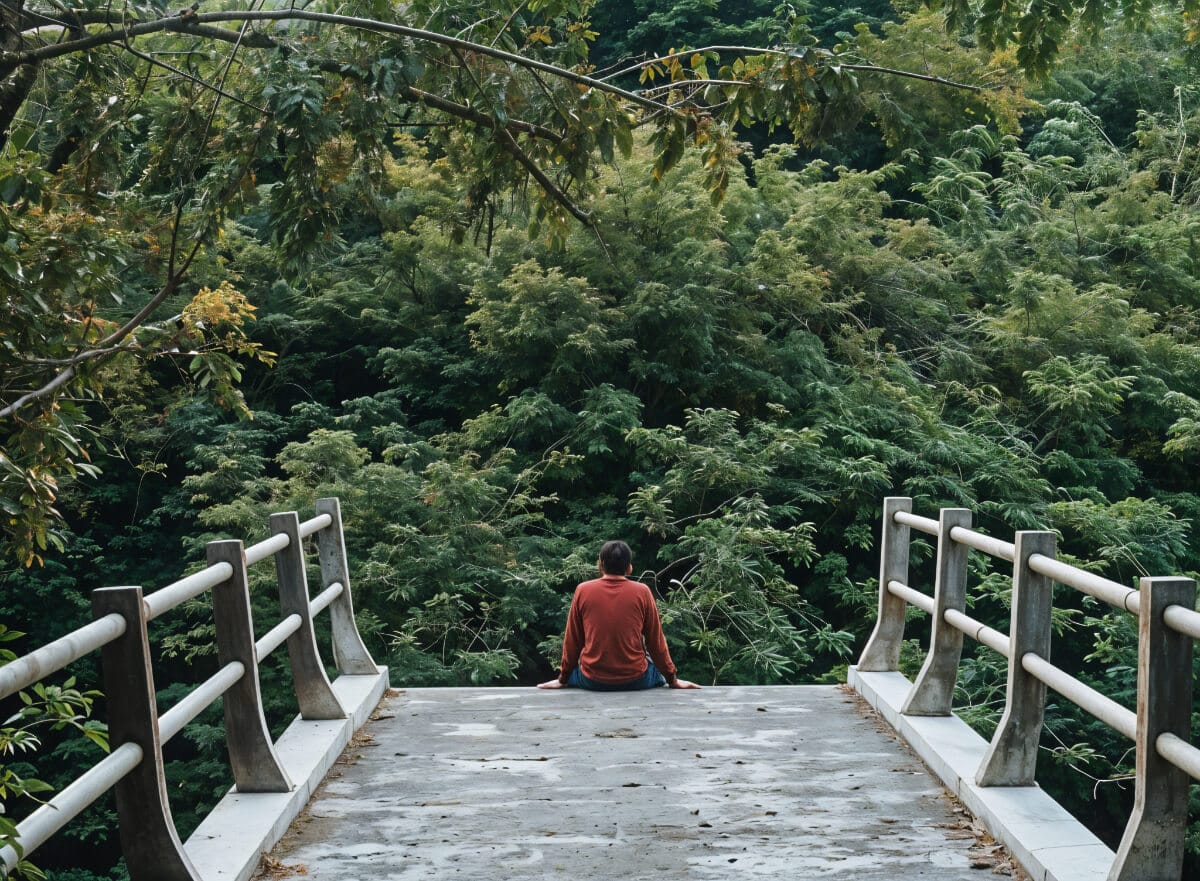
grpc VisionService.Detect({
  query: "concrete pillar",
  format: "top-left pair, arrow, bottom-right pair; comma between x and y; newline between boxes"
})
1108,576 -> 1196,881
314,497 -> 379,675
901,508 -> 972,716
270,512 -> 345,720
207,540 -> 293,792
92,587 -> 200,881
976,531 -> 1055,786
857,497 -> 913,672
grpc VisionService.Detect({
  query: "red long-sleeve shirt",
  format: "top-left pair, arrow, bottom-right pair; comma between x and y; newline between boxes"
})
558,575 -> 677,685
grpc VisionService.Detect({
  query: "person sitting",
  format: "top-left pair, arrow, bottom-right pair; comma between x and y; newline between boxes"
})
538,540 -> 700,690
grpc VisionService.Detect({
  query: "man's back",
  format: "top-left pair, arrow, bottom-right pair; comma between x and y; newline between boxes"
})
567,575 -> 663,683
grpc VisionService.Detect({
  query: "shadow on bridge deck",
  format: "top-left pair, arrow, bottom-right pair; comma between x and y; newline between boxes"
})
255,686 -> 1016,880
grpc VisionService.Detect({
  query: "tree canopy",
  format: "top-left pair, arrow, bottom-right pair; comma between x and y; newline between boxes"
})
5,0 -> 1191,562
0,0 -> 1033,564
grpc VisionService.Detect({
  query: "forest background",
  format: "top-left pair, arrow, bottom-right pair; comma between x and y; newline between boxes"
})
2,0 -> 1200,878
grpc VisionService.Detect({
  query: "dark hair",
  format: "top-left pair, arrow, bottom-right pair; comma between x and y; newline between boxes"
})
598,540 -> 632,575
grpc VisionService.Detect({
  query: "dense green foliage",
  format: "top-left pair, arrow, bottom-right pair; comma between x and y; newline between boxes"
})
0,0 -> 1023,571
2,0 -> 1200,879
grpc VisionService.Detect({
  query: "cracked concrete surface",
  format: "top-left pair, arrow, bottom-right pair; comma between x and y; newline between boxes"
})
257,686 -> 1008,880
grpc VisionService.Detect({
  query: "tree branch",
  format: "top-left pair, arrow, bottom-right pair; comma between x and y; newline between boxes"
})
19,9 -> 278,48
0,245 -> 201,420
120,43 -> 268,113
18,341 -> 139,367
397,83 -> 563,143
600,45 -> 784,82
2,9 -> 679,114
52,19 -> 565,143
15,8 -> 616,145
99,234 -> 201,352
489,0 -> 530,48
449,42 -> 590,224
492,121 -> 590,223
639,78 -> 746,97
0,366 -> 78,420
601,44 -> 984,93
839,62 -> 982,92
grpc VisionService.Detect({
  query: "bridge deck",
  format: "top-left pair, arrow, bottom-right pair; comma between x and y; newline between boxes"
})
256,686 -> 1014,880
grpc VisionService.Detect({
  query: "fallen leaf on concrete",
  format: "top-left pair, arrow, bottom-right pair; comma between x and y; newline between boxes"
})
259,854 -> 308,878
961,825 -> 1029,878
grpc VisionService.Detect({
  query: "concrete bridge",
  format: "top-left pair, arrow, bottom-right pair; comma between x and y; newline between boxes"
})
1,497 -> 1196,881
248,685 -> 1043,880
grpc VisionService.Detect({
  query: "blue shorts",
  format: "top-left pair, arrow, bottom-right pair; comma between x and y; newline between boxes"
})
566,659 -> 667,691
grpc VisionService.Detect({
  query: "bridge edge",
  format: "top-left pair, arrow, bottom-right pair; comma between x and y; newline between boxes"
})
848,665 -> 1113,881
182,668 -> 389,881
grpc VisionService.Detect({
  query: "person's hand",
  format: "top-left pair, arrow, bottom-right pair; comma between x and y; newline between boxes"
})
670,678 -> 701,689
537,678 -> 565,689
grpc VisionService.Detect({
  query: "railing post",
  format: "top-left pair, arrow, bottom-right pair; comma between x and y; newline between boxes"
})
858,497 -> 913,671
270,511 -> 346,719
207,540 -> 293,792
901,507 -> 972,716
92,587 -> 200,881
976,530 -> 1056,786
1108,576 -> 1196,881
314,497 -> 379,675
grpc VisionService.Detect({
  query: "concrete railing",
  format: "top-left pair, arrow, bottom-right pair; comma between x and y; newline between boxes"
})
855,497 -> 1197,881
0,498 -> 386,881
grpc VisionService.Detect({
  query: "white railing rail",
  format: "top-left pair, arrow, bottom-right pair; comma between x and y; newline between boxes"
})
0,498 -> 378,881
857,496 -> 1196,881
